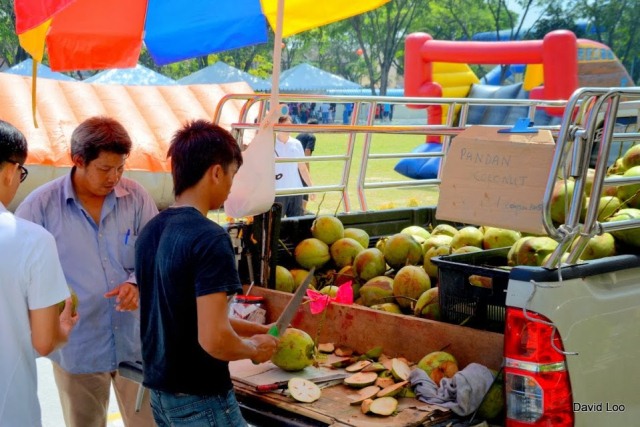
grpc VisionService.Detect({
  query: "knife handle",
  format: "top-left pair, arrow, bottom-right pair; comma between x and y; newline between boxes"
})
256,382 -> 286,393
268,324 -> 279,337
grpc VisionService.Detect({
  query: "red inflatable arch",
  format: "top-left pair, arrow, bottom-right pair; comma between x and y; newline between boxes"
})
404,30 -> 578,128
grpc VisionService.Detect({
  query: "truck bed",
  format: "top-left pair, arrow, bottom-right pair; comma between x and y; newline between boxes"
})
231,286 -> 503,426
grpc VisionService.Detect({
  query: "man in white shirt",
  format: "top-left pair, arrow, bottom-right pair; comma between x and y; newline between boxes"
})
274,115 -> 313,217
0,119 -> 78,427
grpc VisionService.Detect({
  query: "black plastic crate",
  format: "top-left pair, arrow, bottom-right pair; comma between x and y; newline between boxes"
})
431,247 -> 511,333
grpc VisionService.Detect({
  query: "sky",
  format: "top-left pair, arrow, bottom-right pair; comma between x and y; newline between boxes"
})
505,0 -> 545,28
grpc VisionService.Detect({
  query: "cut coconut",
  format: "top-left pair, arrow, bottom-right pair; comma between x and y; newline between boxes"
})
374,376 -> 395,389
379,354 -> 393,370
376,380 -> 408,398
344,371 -> 378,388
288,378 -> 322,403
346,360 -> 372,373
335,346 -> 354,357
331,356 -> 357,368
362,362 -> 386,373
363,346 -> 383,360
349,385 -> 381,405
369,396 -> 398,416
317,342 -> 335,353
391,358 -> 412,381
361,398 -> 374,414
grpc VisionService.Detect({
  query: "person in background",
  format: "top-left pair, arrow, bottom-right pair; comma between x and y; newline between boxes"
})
296,118 -> 318,213
343,103 -> 354,124
135,120 -> 278,427
0,119 -> 78,427
383,103 -> 391,122
274,115 -> 314,217
289,102 -> 299,124
320,102 -> 331,124
16,116 -> 158,427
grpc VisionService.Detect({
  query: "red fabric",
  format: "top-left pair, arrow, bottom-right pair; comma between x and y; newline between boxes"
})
46,0 -> 147,71
14,0 -> 73,33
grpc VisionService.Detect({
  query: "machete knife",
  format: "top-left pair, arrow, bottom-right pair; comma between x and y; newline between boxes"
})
268,266 -> 315,337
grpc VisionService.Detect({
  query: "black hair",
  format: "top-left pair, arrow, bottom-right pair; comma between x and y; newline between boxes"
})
168,120 -> 243,196
0,119 -> 28,165
70,116 -> 132,164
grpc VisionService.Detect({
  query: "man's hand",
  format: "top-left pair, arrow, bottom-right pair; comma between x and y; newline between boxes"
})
104,282 -> 139,311
249,334 -> 279,364
59,296 -> 79,338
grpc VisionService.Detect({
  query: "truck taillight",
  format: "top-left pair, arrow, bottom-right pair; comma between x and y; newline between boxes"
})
504,307 -> 574,427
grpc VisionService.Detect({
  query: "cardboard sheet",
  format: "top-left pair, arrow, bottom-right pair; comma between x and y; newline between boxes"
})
437,126 -> 555,233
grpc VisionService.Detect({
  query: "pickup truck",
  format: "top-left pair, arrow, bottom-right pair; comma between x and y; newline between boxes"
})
223,87 -> 640,427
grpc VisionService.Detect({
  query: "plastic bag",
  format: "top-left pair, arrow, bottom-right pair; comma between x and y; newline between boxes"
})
224,109 -> 278,218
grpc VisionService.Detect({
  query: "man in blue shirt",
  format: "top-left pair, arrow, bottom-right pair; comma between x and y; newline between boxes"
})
16,116 -> 158,427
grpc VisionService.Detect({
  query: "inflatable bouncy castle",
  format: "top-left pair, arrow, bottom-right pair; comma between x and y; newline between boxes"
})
396,30 -> 633,179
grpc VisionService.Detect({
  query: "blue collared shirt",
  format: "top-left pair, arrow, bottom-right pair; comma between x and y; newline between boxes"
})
15,172 -> 158,374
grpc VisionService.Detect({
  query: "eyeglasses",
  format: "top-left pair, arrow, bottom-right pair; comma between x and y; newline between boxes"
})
7,160 -> 28,183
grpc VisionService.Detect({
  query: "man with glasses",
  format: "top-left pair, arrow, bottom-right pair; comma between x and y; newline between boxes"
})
16,116 -> 158,427
1,119 -> 78,426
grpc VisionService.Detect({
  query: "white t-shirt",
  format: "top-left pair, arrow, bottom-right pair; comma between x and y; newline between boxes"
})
0,203 -> 69,427
275,137 -> 305,190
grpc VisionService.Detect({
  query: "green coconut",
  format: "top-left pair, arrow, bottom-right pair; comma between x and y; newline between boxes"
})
294,238 -> 331,269
271,328 -> 316,372
392,265 -> 431,309
353,248 -> 387,282
311,215 -> 344,245
275,266 -> 295,293
330,237 -> 365,268
359,276 -> 394,307
383,233 -> 423,271
344,227 -> 370,248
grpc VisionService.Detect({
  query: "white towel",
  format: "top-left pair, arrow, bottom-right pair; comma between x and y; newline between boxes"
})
409,363 -> 494,416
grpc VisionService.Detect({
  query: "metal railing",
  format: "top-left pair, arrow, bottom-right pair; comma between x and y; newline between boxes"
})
212,93 -> 566,212
542,87 -> 640,267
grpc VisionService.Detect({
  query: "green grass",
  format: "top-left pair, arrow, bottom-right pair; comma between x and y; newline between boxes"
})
209,131 -> 441,223
304,132 -> 440,215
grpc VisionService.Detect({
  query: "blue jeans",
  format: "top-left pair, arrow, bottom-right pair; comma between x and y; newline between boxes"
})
149,388 -> 248,427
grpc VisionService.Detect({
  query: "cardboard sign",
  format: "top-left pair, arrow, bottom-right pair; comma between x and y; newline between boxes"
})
436,126 -> 555,234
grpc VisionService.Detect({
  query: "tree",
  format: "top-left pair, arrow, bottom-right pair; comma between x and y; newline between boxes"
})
0,0 -> 27,68
350,0 -> 423,95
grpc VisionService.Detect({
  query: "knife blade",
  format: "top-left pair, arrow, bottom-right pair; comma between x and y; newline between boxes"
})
268,266 -> 315,337
255,371 -> 346,393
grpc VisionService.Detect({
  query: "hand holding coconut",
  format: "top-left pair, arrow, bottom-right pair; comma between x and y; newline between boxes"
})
248,334 -> 279,364
58,295 -> 79,341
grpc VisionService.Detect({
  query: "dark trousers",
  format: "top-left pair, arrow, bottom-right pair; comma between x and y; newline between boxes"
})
275,195 -> 304,217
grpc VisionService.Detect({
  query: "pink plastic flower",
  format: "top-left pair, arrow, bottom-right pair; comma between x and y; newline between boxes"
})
306,281 -> 354,314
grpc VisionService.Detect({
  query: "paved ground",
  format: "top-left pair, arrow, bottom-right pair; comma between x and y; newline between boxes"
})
37,358 -> 123,427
